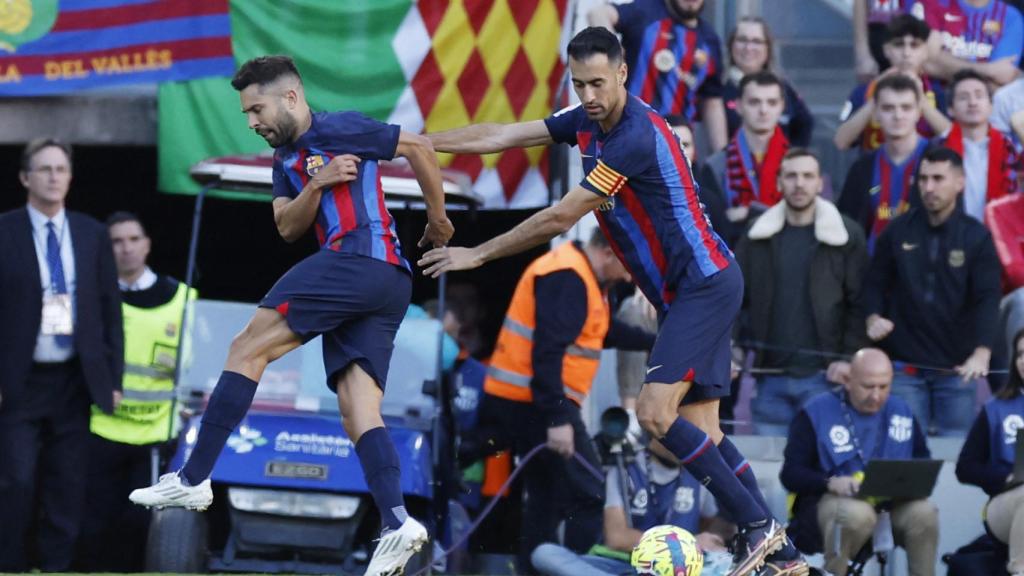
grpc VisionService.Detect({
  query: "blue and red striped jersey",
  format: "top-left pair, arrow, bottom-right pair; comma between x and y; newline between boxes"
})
615,0 -> 724,120
272,111 -> 408,271
912,0 -> 1024,65
545,96 -> 733,311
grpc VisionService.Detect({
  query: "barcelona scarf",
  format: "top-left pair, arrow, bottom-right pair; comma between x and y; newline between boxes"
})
724,126 -> 788,208
944,123 -> 1017,203
868,138 -> 930,252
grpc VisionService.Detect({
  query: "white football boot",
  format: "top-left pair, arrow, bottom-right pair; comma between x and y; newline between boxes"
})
129,472 -> 213,511
364,516 -> 429,576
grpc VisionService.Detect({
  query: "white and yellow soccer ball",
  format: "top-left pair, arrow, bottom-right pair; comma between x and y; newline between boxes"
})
631,525 -> 704,576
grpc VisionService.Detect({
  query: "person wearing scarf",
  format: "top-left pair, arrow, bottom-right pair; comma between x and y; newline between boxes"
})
942,69 -> 1020,222
700,70 -> 788,247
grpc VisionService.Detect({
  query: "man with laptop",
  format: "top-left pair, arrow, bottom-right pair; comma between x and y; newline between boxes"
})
780,348 -> 939,576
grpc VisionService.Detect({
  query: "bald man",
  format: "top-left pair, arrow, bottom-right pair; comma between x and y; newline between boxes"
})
780,349 -> 939,576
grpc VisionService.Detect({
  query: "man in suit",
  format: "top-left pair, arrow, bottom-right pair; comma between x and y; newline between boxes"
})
0,138 -> 123,571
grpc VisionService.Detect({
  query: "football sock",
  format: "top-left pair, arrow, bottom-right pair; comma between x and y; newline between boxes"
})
717,436 -> 772,518
356,426 -> 408,531
181,371 -> 258,486
659,417 -> 765,525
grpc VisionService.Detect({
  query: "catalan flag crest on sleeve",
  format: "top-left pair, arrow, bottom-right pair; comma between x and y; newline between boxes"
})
0,0 -> 234,96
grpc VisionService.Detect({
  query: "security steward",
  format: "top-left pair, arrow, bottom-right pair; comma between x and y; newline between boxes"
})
76,212 -> 195,571
461,229 -> 654,573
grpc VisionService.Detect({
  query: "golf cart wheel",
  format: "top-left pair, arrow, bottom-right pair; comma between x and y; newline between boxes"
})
403,538 -> 432,576
145,507 -> 209,573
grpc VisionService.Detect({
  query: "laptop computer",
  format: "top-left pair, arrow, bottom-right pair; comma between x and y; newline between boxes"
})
856,459 -> 943,500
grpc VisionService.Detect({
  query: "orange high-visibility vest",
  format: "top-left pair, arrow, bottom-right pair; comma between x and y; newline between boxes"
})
484,242 -> 609,405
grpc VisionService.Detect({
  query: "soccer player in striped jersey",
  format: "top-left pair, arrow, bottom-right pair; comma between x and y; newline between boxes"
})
129,55 -> 454,576
419,27 -> 807,576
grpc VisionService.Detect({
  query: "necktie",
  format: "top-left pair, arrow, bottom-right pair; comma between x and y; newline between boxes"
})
46,221 -> 72,348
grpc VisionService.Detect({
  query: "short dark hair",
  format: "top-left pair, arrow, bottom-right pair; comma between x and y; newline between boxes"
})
106,210 -> 147,235
567,27 -> 623,64
874,73 -> 920,100
921,145 -> 964,170
782,147 -> 820,164
231,55 -> 302,91
588,227 -> 610,248
950,68 -> 991,100
886,14 -> 931,42
20,137 -> 72,172
663,114 -> 691,130
738,70 -> 784,98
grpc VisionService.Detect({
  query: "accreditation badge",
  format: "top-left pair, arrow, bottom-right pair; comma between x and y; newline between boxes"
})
41,293 -> 73,335
653,49 -> 677,73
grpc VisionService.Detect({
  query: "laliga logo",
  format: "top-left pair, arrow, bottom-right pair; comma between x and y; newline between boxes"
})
1004,414 -> 1024,445
830,425 -> 853,453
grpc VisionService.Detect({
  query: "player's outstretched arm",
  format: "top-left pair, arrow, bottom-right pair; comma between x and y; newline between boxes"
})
417,186 -> 607,277
396,131 -> 454,248
427,120 -> 553,155
273,154 -> 360,242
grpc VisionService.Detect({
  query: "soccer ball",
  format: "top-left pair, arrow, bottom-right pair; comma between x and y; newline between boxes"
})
631,525 -> 704,576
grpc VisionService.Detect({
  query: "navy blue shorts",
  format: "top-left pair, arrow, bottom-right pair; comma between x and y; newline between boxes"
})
259,251 -> 411,391
644,260 -> 742,405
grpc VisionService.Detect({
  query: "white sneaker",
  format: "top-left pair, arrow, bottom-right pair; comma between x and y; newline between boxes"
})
364,517 -> 429,576
129,472 -> 213,511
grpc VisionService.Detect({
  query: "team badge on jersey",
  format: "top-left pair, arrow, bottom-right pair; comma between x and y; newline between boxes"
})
693,49 -> 708,67
983,19 -> 1002,35
305,154 -> 325,176
949,249 -> 965,268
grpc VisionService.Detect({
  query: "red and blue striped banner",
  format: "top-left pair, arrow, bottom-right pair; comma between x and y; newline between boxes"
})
0,0 -> 234,96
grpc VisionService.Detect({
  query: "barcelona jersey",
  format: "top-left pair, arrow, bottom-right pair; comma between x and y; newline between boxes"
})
272,111 -> 408,271
615,0 -> 724,120
545,96 -> 733,311
912,0 -> 1023,64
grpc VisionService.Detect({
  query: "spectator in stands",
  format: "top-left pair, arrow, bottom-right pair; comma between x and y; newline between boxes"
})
667,113 -> 699,163
836,15 -> 951,152
701,71 -> 789,247
780,348 -> 937,576
838,74 -> 930,252
957,328 -> 1024,576
722,17 -> 814,147
862,146 -> 1002,435
940,69 -> 1019,221
734,149 -> 869,435
0,138 -> 123,571
911,0 -> 1024,86
992,77 -> 1024,145
531,439 -> 733,576
588,0 -> 729,151
853,0 -> 912,79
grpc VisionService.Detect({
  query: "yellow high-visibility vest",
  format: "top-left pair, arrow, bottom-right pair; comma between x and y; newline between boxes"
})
90,282 -> 194,445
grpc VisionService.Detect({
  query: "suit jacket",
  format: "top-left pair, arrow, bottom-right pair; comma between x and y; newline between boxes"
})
0,207 -> 123,413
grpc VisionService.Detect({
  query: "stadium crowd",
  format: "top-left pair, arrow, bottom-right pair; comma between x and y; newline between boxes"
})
6,0 -> 1024,575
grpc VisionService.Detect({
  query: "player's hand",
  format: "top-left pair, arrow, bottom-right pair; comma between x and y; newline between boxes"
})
418,246 -> 483,278
826,361 -> 852,385
827,475 -> 861,497
311,154 -> 360,190
547,423 -> 575,458
112,390 -> 123,409
696,532 -> 727,553
418,217 -> 455,249
866,314 -> 894,342
956,348 -> 991,382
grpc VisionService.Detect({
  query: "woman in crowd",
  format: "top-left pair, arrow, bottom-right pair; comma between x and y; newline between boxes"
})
957,328 -> 1024,576
721,17 -> 814,147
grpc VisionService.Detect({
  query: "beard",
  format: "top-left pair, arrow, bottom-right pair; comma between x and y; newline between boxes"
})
265,109 -> 299,148
667,0 -> 703,20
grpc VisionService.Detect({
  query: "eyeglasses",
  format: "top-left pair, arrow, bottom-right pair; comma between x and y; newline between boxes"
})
734,36 -> 767,47
29,166 -> 70,175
